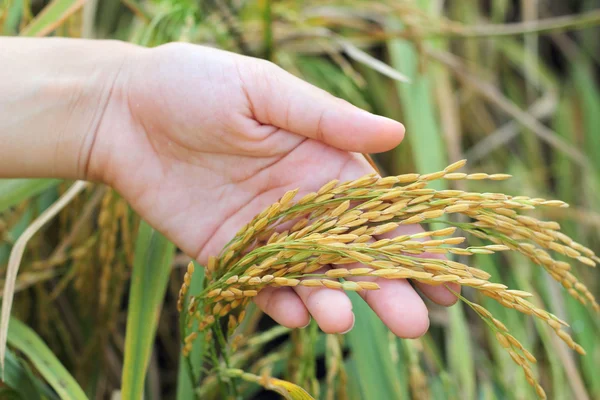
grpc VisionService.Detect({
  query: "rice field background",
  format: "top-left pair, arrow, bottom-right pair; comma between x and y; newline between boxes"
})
0,0 -> 599,399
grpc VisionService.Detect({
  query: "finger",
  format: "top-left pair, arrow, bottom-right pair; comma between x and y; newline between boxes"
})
365,278 -> 429,338
377,224 -> 460,306
414,257 -> 460,306
417,280 -> 460,306
253,286 -> 310,328
335,241 -> 429,338
351,273 -> 429,338
242,60 -> 405,153
293,267 -> 355,334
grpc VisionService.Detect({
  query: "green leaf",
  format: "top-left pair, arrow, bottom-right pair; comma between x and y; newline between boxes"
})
295,56 -> 370,110
386,22 -> 447,183
7,317 -> 87,400
0,179 -> 60,213
176,262 -> 205,400
573,60 -> 600,172
3,350 -> 48,400
446,305 -> 476,400
0,388 -> 22,400
475,255 -> 535,399
121,221 -> 175,400
2,0 -> 23,35
20,0 -> 85,37
345,292 -> 408,400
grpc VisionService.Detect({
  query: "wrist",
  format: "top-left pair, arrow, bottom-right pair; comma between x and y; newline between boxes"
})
0,38 -> 141,180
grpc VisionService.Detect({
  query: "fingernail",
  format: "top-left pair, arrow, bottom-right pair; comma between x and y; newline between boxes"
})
300,317 -> 312,329
340,313 -> 355,335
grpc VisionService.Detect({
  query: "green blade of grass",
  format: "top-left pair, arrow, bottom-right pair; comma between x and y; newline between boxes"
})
563,295 -> 600,398
385,28 -> 448,187
345,291 -> 408,400
121,221 -> 175,400
475,254 -> 536,399
572,60 -> 600,172
552,68 -> 600,396
20,0 -> 85,37
341,359 -> 363,400
3,350 -> 52,400
446,306 -> 476,400
176,261 -> 205,400
262,0 -> 273,60
295,56 -> 370,110
2,0 -> 23,35
0,179 -> 60,213
6,317 -> 86,400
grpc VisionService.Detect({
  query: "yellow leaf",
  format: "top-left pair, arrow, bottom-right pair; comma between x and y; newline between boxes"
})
269,377 -> 316,400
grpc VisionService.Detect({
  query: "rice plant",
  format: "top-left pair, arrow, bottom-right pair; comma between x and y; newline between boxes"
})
179,161 -> 597,399
1,1 -> 599,399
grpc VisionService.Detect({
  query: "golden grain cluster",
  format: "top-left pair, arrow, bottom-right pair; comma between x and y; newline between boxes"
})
178,160 -> 598,399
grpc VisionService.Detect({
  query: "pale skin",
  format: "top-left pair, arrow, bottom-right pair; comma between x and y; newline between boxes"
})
0,38 -> 459,337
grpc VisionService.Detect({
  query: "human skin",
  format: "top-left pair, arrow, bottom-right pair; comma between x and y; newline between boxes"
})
0,38 -> 458,337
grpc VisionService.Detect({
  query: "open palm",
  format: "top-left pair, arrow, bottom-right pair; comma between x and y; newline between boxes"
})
90,43 -> 457,337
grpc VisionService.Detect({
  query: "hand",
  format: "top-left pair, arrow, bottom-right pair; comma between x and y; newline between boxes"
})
73,42 -> 461,336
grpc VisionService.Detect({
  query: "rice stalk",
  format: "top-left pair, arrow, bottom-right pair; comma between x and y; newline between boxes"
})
178,160 -> 598,399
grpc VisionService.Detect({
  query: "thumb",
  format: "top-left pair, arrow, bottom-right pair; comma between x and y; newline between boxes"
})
241,59 -> 405,153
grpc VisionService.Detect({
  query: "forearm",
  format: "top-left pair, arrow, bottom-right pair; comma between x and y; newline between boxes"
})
0,37 -> 136,180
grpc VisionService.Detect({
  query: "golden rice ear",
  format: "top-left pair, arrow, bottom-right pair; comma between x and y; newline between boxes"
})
178,162 -> 597,400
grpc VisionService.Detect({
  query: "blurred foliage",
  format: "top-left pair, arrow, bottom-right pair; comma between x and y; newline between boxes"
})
0,0 -> 599,399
